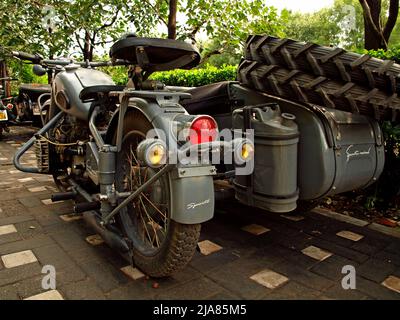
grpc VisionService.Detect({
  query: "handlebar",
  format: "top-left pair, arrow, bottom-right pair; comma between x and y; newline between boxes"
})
12,50 -> 129,68
12,51 -> 42,64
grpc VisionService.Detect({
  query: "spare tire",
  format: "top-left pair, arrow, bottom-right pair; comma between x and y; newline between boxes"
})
245,35 -> 400,95
237,59 -> 400,122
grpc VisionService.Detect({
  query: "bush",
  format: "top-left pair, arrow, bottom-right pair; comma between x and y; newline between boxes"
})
365,46 -> 400,63
150,65 -> 237,87
104,64 -> 238,87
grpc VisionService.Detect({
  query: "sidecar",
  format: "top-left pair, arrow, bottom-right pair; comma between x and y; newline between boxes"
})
182,81 -> 385,213
180,35 -> 400,214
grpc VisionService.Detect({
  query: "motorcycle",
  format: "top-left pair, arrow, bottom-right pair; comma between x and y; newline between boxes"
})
0,77 -> 17,138
14,83 -> 51,127
11,35 -> 253,277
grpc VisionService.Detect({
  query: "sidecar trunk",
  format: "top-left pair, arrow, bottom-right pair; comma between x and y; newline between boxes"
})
182,81 -> 385,212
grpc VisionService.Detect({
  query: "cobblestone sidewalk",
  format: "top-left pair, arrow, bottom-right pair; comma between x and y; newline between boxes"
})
0,127 -> 399,300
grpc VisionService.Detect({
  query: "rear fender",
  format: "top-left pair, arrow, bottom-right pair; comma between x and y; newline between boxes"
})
105,104 -> 215,225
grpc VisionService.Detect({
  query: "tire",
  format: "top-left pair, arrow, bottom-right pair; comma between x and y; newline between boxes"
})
237,59 -> 400,122
245,35 -> 400,95
114,111 -> 201,278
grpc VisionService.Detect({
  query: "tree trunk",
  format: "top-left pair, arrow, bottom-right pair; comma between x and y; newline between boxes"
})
168,0 -> 178,39
363,0 -> 385,49
360,0 -> 400,50
83,31 -> 93,61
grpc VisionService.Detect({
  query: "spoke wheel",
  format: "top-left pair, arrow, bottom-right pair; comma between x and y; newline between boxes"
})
114,111 -> 201,278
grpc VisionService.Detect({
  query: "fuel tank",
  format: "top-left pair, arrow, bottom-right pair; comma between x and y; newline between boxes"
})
53,65 -> 115,121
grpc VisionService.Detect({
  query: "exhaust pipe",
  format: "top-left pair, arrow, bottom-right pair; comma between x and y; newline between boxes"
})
82,211 -> 130,253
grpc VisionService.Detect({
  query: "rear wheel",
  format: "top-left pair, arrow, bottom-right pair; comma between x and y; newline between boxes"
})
114,111 -> 201,278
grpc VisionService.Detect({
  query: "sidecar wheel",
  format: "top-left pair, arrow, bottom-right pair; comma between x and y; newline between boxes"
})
114,111 -> 201,278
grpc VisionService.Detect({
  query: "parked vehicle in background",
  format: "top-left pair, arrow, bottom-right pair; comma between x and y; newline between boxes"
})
0,77 -> 17,139
15,83 -> 51,127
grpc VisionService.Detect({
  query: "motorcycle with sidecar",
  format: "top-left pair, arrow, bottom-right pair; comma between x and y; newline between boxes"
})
11,35 -> 253,277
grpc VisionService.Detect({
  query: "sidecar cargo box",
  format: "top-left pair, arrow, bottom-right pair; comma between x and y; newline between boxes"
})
182,81 -> 385,201
110,36 -> 200,71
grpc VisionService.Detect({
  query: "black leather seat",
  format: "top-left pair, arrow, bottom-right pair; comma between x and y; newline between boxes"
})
79,85 -> 125,102
110,36 -> 201,72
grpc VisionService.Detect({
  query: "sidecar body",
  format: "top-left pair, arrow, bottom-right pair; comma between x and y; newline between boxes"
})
182,81 -> 384,213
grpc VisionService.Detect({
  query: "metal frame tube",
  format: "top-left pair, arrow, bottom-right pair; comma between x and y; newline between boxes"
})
101,164 -> 173,225
13,111 -> 64,173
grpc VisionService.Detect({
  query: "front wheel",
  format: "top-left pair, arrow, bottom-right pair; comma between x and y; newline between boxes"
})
114,111 -> 201,277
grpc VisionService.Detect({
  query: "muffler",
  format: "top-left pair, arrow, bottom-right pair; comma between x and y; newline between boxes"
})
82,211 -> 130,253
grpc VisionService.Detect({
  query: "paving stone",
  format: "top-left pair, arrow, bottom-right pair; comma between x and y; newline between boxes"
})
323,284 -> 370,300
28,186 -> 47,193
106,282 -> 156,300
207,290 -> 241,300
207,258 -> 277,299
121,266 -> 145,280
42,199 -> 62,205
357,258 -> 396,283
351,237 -> 389,256
313,207 -> 369,227
241,224 -> 270,235
281,214 -> 305,222
250,269 -> 289,289
311,255 -> 359,281
198,240 -> 223,256
60,214 -> 82,222
262,281 -> 321,300
0,224 -> 17,236
190,250 -> 240,274
32,244 -> 76,271
381,275 -> 400,294
56,266 -> 87,286
356,276 -> 400,300
80,260 -> 128,293
85,234 -> 104,246
25,290 -> 64,300
302,245 -> 333,261
60,278 -> 108,300
336,231 -> 364,242
0,262 -> 42,287
0,283 -> 20,299
17,178 -> 34,183
0,234 -> 54,255
18,197 -> 42,208
373,250 -> 400,266
155,277 -> 224,300
310,238 -> 369,264
0,214 -> 34,226
0,232 -> 22,246
272,261 -> 334,291
1,250 -> 38,268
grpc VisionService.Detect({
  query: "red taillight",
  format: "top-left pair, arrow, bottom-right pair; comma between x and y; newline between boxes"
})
189,116 -> 218,145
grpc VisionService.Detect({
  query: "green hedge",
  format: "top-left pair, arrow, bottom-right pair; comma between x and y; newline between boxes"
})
104,64 -> 238,87
150,65 -> 237,87
366,46 -> 400,63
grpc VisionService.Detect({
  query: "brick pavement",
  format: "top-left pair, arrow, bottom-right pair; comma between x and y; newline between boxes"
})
0,127 -> 399,300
